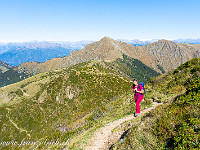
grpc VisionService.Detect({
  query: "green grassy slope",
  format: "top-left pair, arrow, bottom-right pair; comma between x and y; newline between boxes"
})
149,57 -> 200,95
0,60 -> 132,149
106,54 -> 160,83
0,55 -> 160,149
111,58 -> 200,149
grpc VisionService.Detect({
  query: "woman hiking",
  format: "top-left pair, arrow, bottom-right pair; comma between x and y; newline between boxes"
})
132,79 -> 144,117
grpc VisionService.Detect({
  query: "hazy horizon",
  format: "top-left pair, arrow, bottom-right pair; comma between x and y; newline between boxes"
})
1,37 -> 200,44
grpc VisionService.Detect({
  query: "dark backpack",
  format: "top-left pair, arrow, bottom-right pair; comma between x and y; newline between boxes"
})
138,82 -> 146,94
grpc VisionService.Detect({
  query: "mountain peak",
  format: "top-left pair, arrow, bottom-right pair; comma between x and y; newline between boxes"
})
16,36 -> 200,79
99,36 -> 115,43
101,36 -> 113,40
157,39 -> 175,44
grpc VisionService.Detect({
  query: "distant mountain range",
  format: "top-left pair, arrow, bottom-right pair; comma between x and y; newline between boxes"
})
0,41 -> 94,66
173,38 -> 200,44
117,39 -> 158,46
119,38 -> 200,45
0,38 -> 199,66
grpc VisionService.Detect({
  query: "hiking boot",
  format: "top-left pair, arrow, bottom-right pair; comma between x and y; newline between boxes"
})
134,113 -> 139,117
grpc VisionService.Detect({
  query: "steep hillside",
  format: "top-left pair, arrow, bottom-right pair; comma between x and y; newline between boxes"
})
149,57 -> 200,95
17,37 -> 200,76
0,60 -> 13,73
106,54 -> 160,83
145,39 -> 200,72
0,60 -> 30,88
0,60 -> 144,149
0,69 -> 30,88
111,58 -> 200,149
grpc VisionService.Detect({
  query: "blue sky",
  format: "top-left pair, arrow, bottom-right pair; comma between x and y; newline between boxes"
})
0,0 -> 199,42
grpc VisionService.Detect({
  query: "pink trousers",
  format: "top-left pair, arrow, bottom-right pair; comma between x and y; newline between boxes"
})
134,95 -> 143,113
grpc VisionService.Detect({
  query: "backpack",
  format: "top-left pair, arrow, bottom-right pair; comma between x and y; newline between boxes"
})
138,82 -> 146,94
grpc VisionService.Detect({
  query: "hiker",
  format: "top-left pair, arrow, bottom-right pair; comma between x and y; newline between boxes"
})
132,79 -> 144,117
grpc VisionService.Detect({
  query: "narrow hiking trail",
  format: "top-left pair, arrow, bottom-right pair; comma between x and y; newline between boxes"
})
84,102 -> 162,150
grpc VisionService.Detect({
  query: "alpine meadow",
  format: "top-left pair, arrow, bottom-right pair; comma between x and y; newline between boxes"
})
0,0 -> 200,149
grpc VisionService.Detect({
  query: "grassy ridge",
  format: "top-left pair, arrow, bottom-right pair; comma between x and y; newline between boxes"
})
111,58 -> 200,149
0,60 -> 134,149
0,55 -> 160,149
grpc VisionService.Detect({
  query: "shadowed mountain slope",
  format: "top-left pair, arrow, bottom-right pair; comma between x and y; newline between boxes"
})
0,60 -> 14,73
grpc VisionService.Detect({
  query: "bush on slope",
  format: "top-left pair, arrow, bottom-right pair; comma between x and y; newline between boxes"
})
111,58 -> 200,149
